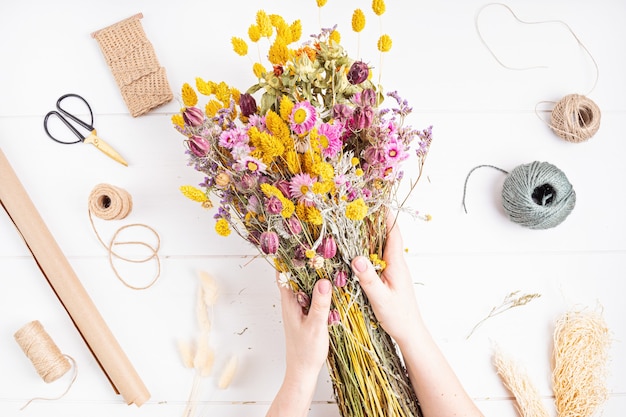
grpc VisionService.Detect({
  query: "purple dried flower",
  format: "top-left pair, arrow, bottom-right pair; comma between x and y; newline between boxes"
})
239,93 -> 257,117
351,106 -> 374,130
347,61 -> 369,85
183,106 -> 205,127
259,231 -> 279,254
296,291 -> 310,309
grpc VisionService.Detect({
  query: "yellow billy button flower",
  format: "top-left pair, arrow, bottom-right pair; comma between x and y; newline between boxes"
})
355,168 -> 364,177
345,198 -> 368,221
377,34 -> 392,52
305,249 -> 316,259
316,0 -> 327,7
215,218 -> 231,237
231,37 -> 248,56
352,9 -> 366,33
181,83 -> 198,107
372,0 -> 386,16
351,157 -> 360,166
369,254 -> 387,270
248,24 -> 261,43
329,29 -> 341,44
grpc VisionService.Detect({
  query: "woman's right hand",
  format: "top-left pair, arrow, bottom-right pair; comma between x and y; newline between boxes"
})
350,216 -> 424,346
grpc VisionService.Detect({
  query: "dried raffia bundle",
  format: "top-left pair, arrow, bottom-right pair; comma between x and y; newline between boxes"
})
493,346 -> 550,417
171,2 -> 431,416
552,308 -> 611,417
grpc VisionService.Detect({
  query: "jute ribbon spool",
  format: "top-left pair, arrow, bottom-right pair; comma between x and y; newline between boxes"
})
88,183 -> 161,290
14,320 -> 77,409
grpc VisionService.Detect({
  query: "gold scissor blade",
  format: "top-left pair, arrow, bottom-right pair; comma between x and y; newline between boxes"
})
84,130 -> 128,166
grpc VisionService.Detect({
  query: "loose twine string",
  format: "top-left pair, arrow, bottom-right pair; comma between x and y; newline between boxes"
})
13,320 -> 78,410
87,183 -> 161,290
475,3 -> 601,142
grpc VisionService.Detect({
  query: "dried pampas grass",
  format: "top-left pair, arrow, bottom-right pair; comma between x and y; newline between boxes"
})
493,347 -> 550,417
553,308 -> 611,417
218,355 -> 238,389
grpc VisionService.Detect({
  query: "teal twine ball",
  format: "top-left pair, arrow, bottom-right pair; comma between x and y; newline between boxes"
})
502,161 -> 576,229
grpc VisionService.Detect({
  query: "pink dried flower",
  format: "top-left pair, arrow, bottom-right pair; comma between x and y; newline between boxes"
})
333,270 -> 348,287
328,309 -> 341,325
265,196 -> 283,215
259,231 -> 279,254
183,106 -> 205,127
290,101 -> 316,135
317,235 -> 337,259
188,135 -> 210,157
285,216 -> 302,235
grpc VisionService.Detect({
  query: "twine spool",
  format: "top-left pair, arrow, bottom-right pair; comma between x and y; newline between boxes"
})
14,320 -> 77,409
14,321 -> 71,383
463,161 -> 576,229
88,183 -> 161,290
549,94 -> 601,142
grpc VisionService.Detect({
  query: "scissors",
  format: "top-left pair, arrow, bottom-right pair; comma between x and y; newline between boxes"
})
43,93 -> 128,166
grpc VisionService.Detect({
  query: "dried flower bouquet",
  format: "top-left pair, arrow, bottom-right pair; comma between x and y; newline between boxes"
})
172,3 -> 431,416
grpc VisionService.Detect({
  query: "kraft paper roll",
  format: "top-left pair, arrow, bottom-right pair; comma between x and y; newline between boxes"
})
0,148 -> 150,406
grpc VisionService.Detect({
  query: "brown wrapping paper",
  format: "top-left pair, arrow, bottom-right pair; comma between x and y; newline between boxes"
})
0,148 -> 150,406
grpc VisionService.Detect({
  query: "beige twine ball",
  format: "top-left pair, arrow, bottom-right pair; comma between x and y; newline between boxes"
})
550,94 -> 601,143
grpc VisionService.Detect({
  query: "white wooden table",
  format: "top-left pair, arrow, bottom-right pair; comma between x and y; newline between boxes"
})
1,1 -> 624,416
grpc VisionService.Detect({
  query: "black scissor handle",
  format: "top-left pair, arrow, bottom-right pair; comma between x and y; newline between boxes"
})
43,93 -> 95,144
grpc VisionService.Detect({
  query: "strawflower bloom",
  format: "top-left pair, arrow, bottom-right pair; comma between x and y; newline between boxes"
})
290,101 -> 316,134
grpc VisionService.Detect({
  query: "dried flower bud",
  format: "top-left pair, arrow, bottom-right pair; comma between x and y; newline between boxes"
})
328,309 -> 341,325
347,60 -> 369,85
239,93 -> 257,117
285,216 -> 302,235
183,106 -> 205,127
188,135 -> 210,157
275,180 -> 291,199
333,270 -> 348,287
351,106 -> 374,130
317,235 -> 337,259
296,291 -> 310,309
259,231 -> 279,254
309,255 -> 325,269
215,172 -> 230,188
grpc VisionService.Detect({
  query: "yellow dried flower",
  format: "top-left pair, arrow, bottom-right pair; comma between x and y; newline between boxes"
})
351,157 -> 360,166
205,100 -> 222,118
180,185 -> 208,203
268,37 -> 289,65
280,199 -> 295,218
290,20 -> 302,43
279,96 -> 294,121
231,37 -> 248,56
248,24 -> 261,43
260,183 -> 284,198
285,150 -> 301,174
345,198 -> 368,221
329,29 -> 341,44
372,0 -> 386,16
265,110 -> 290,144
230,87 -> 241,104
171,113 -> 184,128
182,83 -> 198,107
215,82 -> 231,104
377,34 -> 392,52
305,249 -> 316,259
256,10 -> 273,38
215,218 -> 231,237
253,62 -> 266,78
316,0 -> 327,7
369,254 -> 387,270
355,168 -> 364,177
312,161 -> 334,182
352,9 -> 366,33
306,206 -> 324,225
195,78 -> 213,96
